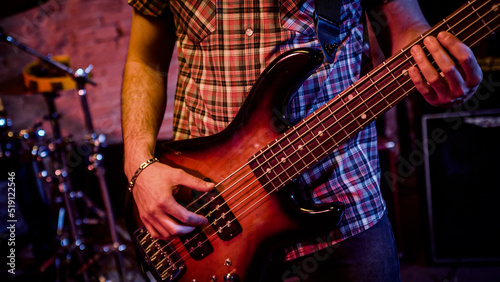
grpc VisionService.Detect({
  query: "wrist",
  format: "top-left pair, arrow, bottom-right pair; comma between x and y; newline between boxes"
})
127,157 -> 159,192
124,152 -> 155,180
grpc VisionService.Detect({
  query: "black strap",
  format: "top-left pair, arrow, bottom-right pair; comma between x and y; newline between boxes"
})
314,0 -> 342,63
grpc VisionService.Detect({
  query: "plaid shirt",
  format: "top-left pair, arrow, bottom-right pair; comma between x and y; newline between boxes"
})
129,0 -> 385,260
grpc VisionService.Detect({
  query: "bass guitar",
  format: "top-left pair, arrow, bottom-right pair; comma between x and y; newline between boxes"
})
126,0 -> 499,280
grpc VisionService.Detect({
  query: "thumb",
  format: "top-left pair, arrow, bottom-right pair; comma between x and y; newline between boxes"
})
176,170 -> 215,192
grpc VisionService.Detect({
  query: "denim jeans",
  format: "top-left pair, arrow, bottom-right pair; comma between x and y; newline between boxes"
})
259,211 -> 401,282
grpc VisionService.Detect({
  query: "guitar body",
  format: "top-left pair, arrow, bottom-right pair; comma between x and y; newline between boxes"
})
125,1 -> 500,279
125,49 -> 344,281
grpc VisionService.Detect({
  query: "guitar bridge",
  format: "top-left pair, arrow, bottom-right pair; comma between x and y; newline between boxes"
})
133,226 -> 186,282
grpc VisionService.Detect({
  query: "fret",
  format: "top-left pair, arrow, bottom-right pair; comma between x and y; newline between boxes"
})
304,120 -> 313,132
274,142 -> 291,178
315,140 -> 328,157
444,19 -> 452,31
368,76 -> 380,93
353,87 -> 376,118
315,114 -> 328,131
352,85 -> 360,96
483,2 -> 499,34
295,136 -> 312,169
320,100 -> 348,139
277,141 -> 294,170
386,63 -> 398,81
338,93 -> 353,116
340,92 -> 362,130
324,106 -> 342,143
277,157 -> 292,179
261,145 -> 272,172
250,0 -> 499,195
474,2 -> 490,28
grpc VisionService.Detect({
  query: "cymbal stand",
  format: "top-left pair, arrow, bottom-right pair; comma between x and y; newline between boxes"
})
74,70 -> 126,280
42,91 -> 90,281
1,30 -> 125,280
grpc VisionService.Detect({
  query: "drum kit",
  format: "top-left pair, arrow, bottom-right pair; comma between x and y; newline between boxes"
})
1,29 -> 127,280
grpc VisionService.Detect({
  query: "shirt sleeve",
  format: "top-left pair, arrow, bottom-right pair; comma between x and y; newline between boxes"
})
127,0 -> 168,17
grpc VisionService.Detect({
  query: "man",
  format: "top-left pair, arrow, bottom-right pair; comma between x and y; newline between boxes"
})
121,0 -> 482,280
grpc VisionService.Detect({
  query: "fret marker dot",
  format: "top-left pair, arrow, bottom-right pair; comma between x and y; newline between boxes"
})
493,4 -> 499,12
348,94 -> 354,100
281,157 -> 286,163
402,69 -> 408,76
266,168 -> 271,173
298,145 -> 303,150
361,114 -> 367,119
318,130 -> 323,136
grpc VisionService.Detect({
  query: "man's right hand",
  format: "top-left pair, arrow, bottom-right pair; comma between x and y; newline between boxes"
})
131,161 -> 215,240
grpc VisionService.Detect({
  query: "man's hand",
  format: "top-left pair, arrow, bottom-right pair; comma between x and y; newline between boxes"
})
409,31 -> 483,108
132,162 -> 215,240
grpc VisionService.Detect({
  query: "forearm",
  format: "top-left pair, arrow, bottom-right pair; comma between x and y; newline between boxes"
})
121,60 -> 167,179
121,9 -> 176,179
367,0 -> 431,57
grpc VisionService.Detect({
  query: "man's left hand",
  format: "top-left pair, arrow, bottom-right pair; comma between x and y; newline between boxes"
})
409,31 -> 483,108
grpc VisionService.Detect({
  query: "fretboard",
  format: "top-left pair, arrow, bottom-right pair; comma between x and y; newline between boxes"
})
251,0 -> 499,191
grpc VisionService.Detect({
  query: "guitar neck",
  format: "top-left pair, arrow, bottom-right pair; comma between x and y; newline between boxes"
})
251,0 -> 499,192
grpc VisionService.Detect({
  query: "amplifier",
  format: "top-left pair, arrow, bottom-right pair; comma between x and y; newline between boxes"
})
422,109 -> 500,263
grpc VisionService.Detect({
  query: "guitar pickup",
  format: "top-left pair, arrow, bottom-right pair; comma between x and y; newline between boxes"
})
200,189 -> 242,241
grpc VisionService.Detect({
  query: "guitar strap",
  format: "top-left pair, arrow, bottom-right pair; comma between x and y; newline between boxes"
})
314,0 -> 342,63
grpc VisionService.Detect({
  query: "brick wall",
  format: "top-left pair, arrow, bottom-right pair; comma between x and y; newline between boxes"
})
0,0 -> 177,146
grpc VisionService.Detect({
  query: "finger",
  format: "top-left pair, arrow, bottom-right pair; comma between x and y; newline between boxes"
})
173,169 -> 215,192
145,219 -> 195,240
410,44 -> 449,97
422,35 -> 465,97
436,31 -> 483,88
143,207 -> 198,239
160,216 -> 197,237
142,218 -> 163,239
161,195 -> 209,226
408,65 -> 442,106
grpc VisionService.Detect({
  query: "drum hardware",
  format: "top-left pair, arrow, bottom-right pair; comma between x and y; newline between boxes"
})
1,30 -> 126,280
18,124 -> 54,206
73,69 -> 127,280
0,100 -> 17,160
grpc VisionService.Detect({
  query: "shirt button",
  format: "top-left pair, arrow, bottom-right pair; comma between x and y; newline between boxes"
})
245,28 -> 254,37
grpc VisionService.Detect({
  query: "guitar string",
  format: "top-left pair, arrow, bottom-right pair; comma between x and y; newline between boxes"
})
180,0 -> 493,216
146,2 -> 498,275
151,6 -> 498,275
167,0 -> 494,235
152,0 -> 492,238
157,13 -> 500,279
149,2 -> 497,273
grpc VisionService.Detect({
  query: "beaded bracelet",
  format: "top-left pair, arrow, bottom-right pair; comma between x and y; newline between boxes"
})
128,157 -> 159,192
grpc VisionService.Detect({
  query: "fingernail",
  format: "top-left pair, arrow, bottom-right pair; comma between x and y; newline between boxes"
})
424,36 -> 436,47
411,46 -> 420,59
437,31 -> 448,40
